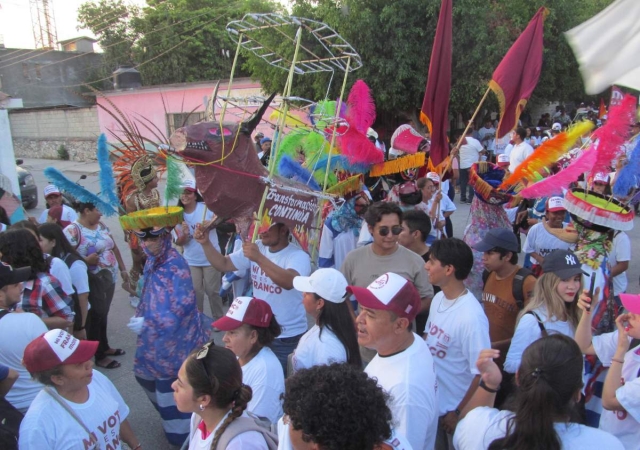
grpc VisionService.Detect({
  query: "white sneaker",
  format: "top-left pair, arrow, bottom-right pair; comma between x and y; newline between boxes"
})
129,295 -> 140,309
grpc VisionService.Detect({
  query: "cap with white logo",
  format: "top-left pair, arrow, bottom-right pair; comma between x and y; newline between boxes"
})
44,185 -> 61,198
546,196 -> 566,212
541,249 -> 584,280
182,178 -> 197,192
347,272 -> 421,320
426,172 -> 441,184
593,173 -> 609,184
23,329 -> 98,373
497,154 -> 510,166
212,297 -> 274,331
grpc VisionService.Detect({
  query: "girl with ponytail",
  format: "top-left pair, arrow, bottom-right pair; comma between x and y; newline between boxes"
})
172,342 -> 276,449
453,335 -> 624,449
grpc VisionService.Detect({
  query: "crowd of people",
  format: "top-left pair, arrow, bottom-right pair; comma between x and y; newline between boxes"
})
0,108 -> 639,450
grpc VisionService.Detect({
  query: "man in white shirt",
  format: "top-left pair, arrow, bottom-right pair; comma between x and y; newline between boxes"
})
457,130 -> 484,203
349,272 -> 438,450
37,185 -> 78,224
195,222 -> 311,373
478,118 -> 496,160
508,127 -> 534,173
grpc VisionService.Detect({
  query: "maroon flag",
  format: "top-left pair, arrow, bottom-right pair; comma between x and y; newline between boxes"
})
490,7 -> 548,138
420,0 -> 452,167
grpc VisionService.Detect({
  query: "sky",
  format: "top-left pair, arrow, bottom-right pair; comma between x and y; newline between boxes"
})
0,0 -> 147,50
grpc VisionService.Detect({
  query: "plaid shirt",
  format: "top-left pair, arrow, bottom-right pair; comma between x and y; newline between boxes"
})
21,272 -> 74,321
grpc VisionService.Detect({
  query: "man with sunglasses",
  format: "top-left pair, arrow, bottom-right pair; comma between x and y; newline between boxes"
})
37,185 -> 77,225
341,201 -> 434,320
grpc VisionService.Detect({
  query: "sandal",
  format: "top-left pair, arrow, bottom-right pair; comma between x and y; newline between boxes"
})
104,348 -> 126,356
96,359 -> 121,369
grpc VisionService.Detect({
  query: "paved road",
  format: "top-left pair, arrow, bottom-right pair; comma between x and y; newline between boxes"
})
19,157 -> 640,449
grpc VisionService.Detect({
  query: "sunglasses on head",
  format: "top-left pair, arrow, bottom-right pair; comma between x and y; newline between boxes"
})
377,225 -> 403,237
195,342 -> 218,389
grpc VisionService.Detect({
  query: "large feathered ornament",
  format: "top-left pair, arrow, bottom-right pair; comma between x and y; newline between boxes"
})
278,155 -> 321,191
164,155 -> 185,204
500,121 -> 593,189
591,94 -> 636,175
44,167 -> 118,216
519,148 -> 597,199
96,133 -> 121,210
613,139 -> 640,197
346,80 -> 376,134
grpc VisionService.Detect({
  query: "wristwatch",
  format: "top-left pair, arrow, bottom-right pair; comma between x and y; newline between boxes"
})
479,378 -> 500,393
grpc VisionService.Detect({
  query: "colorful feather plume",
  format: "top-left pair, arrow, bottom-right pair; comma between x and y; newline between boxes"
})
164,155 -> 185,204
274,130 -> 308,169
44,167 -> 117,216
519,149 -> 597,199
591,94 -> 637,175
309,100 -> 337,128
500,121 -> 593,189
278,155 -> 321,191
346,80 -> 376,134
337,125 -> 384,166
96,134 -> 121,210
613,139 -> 640,197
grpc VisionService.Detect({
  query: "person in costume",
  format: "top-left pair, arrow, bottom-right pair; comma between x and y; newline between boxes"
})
317,192 -> 369,269
131,227 -> 208,446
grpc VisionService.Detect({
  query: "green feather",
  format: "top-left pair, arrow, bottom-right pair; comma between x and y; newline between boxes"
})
274,130 -> 308,170
164,156 -> 185,205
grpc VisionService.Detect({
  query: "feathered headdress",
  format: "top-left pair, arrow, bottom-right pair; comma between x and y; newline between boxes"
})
613,139 -> 640,197
590,94 -> 636,175
44,167 -> 118,216
97,133 -> 121,211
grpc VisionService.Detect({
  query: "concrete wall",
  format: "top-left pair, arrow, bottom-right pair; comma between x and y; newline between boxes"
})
9,106 -> 100,161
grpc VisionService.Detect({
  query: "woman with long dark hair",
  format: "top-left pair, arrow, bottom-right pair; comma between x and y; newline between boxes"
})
454,334 -> 624,449
291,268 -> 361,371
173,343 -> 276,449
39,223 -> 89,340
214,297 -> 284,424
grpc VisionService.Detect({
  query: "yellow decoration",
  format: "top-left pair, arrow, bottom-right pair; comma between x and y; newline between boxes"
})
119,206 -> 184,230
370,153 -> 426,177
326,175 -> 363,197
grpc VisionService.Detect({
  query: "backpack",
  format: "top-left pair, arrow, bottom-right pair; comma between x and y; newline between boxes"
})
0,310 -> 24,450
183,413 -> 278,450
482,267 -> 535,310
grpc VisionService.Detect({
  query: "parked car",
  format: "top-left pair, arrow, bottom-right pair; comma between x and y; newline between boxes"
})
16,159 -> 38,209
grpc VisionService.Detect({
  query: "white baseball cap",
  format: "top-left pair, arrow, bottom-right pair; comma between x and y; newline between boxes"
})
593,172 -> 609,184
44,184 -> 61,198
497,154 -> 510,165
546,196 -> 566,212
552,122 -> 562,131
293,269 -> 348,303
182,178 -> 197,192
366,128 -> 379,140
426,172 -> 440,184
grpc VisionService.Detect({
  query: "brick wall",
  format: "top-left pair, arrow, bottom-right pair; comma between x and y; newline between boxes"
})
8,107 -> 100,161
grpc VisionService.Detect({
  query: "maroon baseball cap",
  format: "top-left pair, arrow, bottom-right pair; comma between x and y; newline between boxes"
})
23,329 -> 98,373
347,272 -> 421,321
213,297 -> 274,331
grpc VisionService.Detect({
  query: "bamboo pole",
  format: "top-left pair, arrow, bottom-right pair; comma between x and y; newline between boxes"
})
219,34 -> 244,125
251,26 -> 304,243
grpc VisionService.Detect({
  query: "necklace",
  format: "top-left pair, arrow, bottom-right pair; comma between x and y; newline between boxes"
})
437,288 -> 467,313
134,189 -> 160,210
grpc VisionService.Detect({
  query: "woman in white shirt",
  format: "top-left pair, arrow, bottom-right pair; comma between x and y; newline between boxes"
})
454,334 -> 624,450
291,268 -> 361,372
504,249 -> 583,373
173,342 -> 275,449
213,297 -> 285,424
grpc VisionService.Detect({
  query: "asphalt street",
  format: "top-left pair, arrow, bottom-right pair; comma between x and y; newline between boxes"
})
19,157 -> 640,449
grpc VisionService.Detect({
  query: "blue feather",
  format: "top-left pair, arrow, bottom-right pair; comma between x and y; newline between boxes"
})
278,156 -> 321,191
313,154 -> 369,174
43,167 -> 118,216
613,139 -> 640,197
97,134 -> 121,209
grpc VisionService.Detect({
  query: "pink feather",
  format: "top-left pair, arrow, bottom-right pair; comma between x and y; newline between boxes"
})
337,124 -> 384,166
591,94 -> 636,174
346,80 -> 376,134
519,148 -> 597,199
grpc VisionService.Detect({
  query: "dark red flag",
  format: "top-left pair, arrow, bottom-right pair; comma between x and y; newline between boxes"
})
490,7 -> 548,138
420,0 -> 452,167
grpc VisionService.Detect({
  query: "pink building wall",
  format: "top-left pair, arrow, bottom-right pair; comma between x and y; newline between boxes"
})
96,77 -> 277,145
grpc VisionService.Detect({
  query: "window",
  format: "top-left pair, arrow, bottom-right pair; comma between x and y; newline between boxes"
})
166,112 -> 206,136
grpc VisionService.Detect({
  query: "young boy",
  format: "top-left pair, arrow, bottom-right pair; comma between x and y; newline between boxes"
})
424,238 -> 491,449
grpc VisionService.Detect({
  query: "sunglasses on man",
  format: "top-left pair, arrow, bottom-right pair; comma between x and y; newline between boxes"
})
377,225 -> 403,237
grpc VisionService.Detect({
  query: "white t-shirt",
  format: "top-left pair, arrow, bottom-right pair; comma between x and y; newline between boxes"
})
522,222 -> 573,259
453,406 -> 624,450
19,370 -> 130,450
504,306 -> 574,373
242,346 -> 285,424
173,203 -> 221,267
48,255 -> 75,296
478,127 -> 496,152
0,311 -> 48,412
318,223 -> 358,269
425,291 -> 490,416
38,204 -> 78,225
508,141 -> 534,173
365,333 -> 438,450
592,332 -> 640,449
230,242 -> 311,338
419,200 -> 446,240
292,324 -> 347,372
609,232 -> 631,296
188,411 -> 268,450
494,135 -> 511,156
68,259 -> 90,294
459,137 -> 484,169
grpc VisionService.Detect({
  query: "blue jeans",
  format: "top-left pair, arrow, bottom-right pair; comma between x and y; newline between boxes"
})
269,333 -> 304,376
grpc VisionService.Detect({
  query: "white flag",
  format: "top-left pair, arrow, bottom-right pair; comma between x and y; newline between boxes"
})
565,0 -> 640,95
